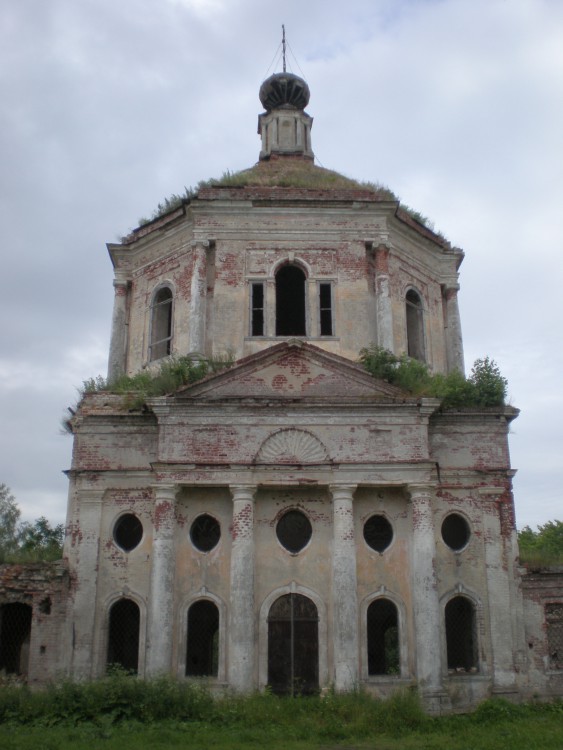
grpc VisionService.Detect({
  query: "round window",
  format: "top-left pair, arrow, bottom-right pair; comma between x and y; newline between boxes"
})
190,514 -> 221,552
441,513 -> 470,551
363,515 -> 393,552
276,510 -> 312,554
113,513 -> 143,552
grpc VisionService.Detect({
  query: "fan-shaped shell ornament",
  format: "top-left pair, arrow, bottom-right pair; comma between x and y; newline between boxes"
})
255,429 -> 329,464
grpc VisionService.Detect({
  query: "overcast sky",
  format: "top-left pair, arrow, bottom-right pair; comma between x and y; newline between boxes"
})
1,0 -> 561,530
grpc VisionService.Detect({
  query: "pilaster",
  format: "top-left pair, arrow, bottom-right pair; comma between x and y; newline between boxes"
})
374,243 -> 394,351
443,284 -> 465,374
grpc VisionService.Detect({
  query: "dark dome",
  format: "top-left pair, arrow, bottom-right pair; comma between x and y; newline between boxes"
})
259,72 -> 310,112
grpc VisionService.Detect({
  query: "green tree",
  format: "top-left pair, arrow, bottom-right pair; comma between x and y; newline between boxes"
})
18,517 -> 65,561
518,520 -> 563,566
0,483 -> 21,561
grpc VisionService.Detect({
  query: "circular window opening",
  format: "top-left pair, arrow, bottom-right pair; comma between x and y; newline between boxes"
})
113,514 -> 143,552
363,515 -> 393,553
190,514 -> 221,552
442,513 -> 470,551
276,510 -> 312,554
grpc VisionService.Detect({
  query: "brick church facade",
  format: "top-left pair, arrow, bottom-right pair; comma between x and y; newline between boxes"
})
1,70 -> 561,711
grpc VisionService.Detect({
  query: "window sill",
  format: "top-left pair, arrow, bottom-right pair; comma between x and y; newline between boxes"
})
245,336 -> 340,342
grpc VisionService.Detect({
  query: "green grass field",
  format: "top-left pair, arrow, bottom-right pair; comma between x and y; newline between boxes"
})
0,675 -> 561,750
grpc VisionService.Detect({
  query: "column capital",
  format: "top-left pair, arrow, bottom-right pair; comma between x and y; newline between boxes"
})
112,274 -> 129,289
152,484 -> 179,503
442,283 -> 460,296
329,484 -> 357,501
407,483 -> 436,501
190,239 -> 210,250
230,485 -> 256,503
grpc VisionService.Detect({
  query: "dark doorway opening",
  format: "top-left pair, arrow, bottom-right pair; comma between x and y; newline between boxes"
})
107,598 -> 140,673
276,266 -> 306,336
186,600 -> 219,677
268,593 -> 318,695
0,602 -> 32,675
367,598 -> 399,675
445,596 -> 477,672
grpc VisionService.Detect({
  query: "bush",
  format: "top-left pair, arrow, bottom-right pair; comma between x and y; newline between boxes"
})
359,346 -> 508,409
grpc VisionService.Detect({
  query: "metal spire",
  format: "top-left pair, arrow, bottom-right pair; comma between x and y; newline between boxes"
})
282,24 -> 286,72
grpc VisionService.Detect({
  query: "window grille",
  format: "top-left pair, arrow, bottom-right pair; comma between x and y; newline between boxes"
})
107,598 -> 140,673
268,594 -> 318,695
546,603 -> 563,670
0,602 -> 32,675
186,600 -> 219,677
445,596 -> 477,672
367,598 -> 399,675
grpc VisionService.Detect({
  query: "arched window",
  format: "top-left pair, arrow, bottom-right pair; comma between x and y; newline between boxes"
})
405,289 -> 425,361
149,286 -> 173,361
186,600 -> 219,677
276,265 -> 306,336
445,596 -> 477,672
367,598 -> 399,675
0,602 -> 32,676
107,598 -> 140,673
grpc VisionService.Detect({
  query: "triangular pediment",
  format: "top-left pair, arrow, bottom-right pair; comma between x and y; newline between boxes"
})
173,341 -> 407,401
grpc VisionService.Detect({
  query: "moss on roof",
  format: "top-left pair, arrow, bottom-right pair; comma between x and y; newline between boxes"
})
211,159 -> 396,196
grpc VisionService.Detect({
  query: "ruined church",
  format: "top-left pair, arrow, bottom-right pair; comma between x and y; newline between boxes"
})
1,69 -> 561,712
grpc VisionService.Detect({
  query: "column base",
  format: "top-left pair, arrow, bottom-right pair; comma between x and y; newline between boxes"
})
420,688 -> 452,716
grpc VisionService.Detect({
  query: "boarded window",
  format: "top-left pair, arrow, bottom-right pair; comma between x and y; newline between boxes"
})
186,600 -> 219,677
406,289 -> 425,361
251,282 -> 265,336
0,603 -> 32,676
546,603 -> 563,670
149,286 -> 173,361
276,265 -> 306,336
268,594 -> 318,695
107,598 -> 140,673
319,283 -> 333,336
445,596 -> 477,672
367,598 -> 399,675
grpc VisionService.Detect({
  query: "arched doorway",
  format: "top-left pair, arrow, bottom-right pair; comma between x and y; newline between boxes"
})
267,593 -> 318,695
107,598 -> 140,673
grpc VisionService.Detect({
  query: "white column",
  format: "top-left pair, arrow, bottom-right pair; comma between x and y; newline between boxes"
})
410,485 -> 443,693
443,285 -> 465,374
375,244 -> 394,351
331,484 -> 359,691
107,277 -> 129,381
70,490 -> 103,680
229,485 -> 256,691
146,484 -> 177,677
188,240 -> 209,354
